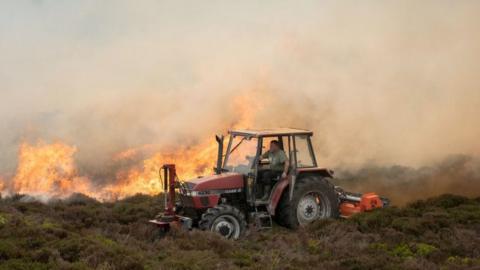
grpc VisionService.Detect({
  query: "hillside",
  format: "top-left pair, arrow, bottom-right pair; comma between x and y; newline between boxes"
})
0,194 -> 479,270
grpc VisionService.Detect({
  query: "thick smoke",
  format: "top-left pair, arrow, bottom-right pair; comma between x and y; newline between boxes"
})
0,1 -> 479,202
334,155 -> 480,205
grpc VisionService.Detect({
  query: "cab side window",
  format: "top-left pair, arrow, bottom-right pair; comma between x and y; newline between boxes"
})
281,135 -> 293,167
294,135 -> 315,168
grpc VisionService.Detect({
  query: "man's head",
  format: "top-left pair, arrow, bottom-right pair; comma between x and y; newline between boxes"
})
269,140 -> 281,152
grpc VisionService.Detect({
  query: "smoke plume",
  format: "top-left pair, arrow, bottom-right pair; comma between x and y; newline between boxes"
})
0,1 -> 479,202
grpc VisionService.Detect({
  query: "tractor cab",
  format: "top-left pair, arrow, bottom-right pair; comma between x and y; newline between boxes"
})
218,128 -> 320,206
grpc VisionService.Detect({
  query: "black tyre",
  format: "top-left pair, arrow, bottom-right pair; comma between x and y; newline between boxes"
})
276,176 -> 339,228
199,204 -> 247,239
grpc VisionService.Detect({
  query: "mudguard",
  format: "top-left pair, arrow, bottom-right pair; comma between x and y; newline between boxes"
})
267,176 -> 290,215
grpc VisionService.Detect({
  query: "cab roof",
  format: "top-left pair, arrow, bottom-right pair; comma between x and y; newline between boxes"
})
229,128 -> 313,137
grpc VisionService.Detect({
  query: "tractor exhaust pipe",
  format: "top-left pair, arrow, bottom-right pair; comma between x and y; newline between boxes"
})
215,135 -> 224,174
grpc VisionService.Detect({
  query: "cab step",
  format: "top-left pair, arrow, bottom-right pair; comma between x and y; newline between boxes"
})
252,211 -> 272,230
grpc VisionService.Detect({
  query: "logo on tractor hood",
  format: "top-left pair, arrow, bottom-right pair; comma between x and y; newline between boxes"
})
184,173 -> 244,192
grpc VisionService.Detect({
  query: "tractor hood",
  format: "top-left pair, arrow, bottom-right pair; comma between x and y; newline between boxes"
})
184,173 -> 244,192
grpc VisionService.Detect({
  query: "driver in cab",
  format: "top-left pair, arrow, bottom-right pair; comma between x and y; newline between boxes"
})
259,140 -> 289,200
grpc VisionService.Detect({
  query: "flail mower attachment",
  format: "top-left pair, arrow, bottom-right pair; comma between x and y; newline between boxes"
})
336,187 -> 390,218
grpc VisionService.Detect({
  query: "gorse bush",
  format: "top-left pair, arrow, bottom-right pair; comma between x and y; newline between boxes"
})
0,193 -> 479,269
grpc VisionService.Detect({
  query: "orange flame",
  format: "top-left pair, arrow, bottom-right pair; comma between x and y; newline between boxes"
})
102,90 -> 264,199
4,90 -> 266,201
0,178 -> 5,196
102,141 -> 218,199
11,142 -> 94,199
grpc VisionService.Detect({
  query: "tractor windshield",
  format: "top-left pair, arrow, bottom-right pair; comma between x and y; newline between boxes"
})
223,136 -> 258,174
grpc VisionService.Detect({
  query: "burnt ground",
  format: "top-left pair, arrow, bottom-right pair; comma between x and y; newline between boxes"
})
0,193 -> 479,270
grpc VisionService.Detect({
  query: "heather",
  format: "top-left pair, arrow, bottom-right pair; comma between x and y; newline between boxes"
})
0,194 -> 479,270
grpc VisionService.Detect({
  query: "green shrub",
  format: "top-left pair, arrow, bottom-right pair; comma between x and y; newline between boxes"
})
369,242 -> 388,252
306,239 -> 321,254
161,250 -> 221,270
391,244 -> 414,258
415,243 -> 437,257
350,207 -> 401,232
391,217 -> 424,235
446,256 -> 480,266
0,213 -> 7,226
0,259 -> 52,270
448,204 -> 480,224
427,194 -> 471,209
0,240 -> 20,260
54,237 -> 90,262
231,250 -> 254,267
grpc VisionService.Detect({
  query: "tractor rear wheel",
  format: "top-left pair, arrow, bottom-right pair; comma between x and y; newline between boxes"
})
199,204 -> 247,239
276,176 -> 339,228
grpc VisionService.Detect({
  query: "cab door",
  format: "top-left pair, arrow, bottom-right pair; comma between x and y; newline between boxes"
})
245,137 -> 262,206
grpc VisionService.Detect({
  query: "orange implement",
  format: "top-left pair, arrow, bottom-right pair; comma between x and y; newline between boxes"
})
340,192 -> 384,218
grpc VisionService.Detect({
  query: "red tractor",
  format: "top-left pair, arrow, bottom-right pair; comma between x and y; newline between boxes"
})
150,128 -> 388,239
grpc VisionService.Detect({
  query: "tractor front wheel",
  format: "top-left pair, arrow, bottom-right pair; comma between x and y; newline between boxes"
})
199,204 -> 247,240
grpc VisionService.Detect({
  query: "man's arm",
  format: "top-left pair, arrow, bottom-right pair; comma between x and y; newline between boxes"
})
280,151 -> 289,178
282,159 -> 289,178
